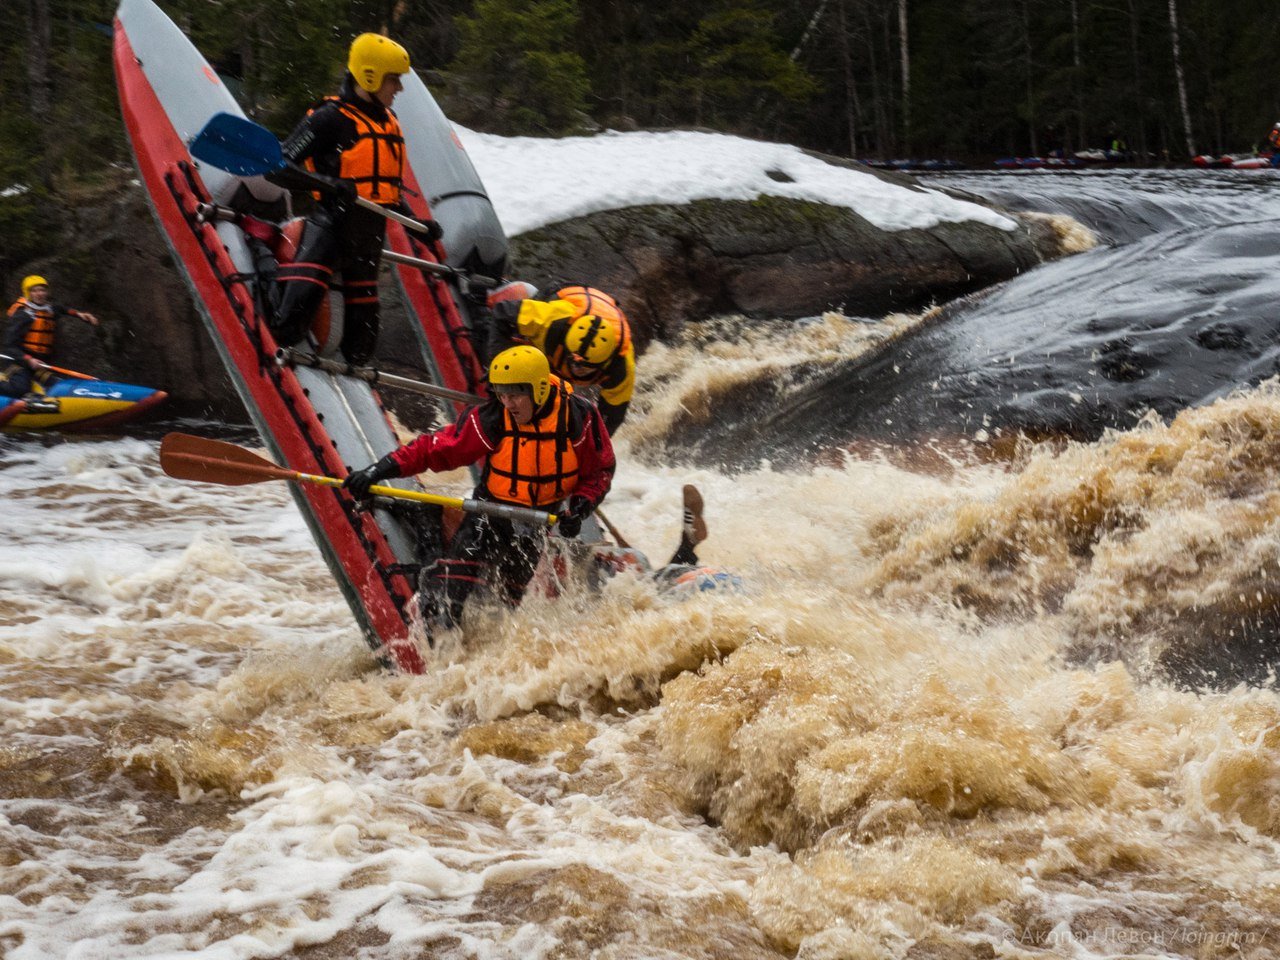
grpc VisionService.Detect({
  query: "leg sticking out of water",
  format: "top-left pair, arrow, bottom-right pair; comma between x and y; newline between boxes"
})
588,484 -> 719,590
666,484 -> 707,567
653,485 -> 742,595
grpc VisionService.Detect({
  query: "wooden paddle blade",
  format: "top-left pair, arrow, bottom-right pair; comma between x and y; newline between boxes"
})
160,432 -> 295,486
188,112 -> 283,177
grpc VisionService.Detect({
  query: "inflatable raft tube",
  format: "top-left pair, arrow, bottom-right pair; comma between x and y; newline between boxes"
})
114,0 -> 449,672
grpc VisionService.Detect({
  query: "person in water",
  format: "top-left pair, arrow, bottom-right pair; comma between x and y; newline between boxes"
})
1,275 -> 100,413
344,345 -> 615,640
269,32 -> 442,365
589,483 -> 725,590
483,283 -> 636,434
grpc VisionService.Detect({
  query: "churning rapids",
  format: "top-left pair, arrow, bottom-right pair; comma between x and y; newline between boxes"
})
5,171 -> 1280,959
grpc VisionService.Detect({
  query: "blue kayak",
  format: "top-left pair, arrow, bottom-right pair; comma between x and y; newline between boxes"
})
0,373 -> 167,432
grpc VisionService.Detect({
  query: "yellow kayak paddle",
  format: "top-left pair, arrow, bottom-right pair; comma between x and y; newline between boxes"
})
158,432 -> 557,526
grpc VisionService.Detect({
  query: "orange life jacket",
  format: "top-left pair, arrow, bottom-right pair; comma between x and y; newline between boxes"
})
485,381 -> 580,507
546,286 -> 632,384
7,298 -> 56,359
309,97 -> 404,204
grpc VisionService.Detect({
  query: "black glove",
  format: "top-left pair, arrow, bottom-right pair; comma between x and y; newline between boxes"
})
343,454 -> 399,500
490,299 -> 522,328
420,218 -> 444,243
390,200 -> 443,243
332,177 -> 358,202
556,495 -> 594,539
485,300 -> 522,359
274,166 -> 355,202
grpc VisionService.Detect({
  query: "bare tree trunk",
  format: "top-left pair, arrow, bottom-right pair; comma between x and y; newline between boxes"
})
26,0 -> 52,118
1020,0 -> 1036,155
898,0 -> 910,153
837,0 -> 863,157
860,3 -> 889,157
1124,0 -> 1148,159
1070,0 -> 1085,150
614,7 -> 631,123
881,6 -> 897,153
790,0 -> 831,60
25,0 -> 53,184
1167,0 -> 1195,157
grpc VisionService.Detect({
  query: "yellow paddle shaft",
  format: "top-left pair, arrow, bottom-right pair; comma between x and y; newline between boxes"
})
295,471 -> 558,526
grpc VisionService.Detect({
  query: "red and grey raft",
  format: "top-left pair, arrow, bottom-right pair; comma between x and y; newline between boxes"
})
113,0 -> 506,672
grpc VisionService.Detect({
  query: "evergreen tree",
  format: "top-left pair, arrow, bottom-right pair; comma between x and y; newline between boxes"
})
2,0 -> 120,274
164,0 -> 348,133
452,0 -> 590,134
685,1 -> 817,132
2,0 -> 1279,227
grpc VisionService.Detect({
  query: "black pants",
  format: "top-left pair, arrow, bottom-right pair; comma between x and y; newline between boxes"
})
0,360 -> 56,399
418,511 -> 545,635
272,204 -> 386,365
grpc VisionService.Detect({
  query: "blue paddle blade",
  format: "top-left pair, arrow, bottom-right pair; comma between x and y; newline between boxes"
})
188,112 -> 284,177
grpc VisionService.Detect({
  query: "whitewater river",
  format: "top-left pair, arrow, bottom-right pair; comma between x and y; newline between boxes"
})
664,168 -> 1280,468
4,171 -> 1280,959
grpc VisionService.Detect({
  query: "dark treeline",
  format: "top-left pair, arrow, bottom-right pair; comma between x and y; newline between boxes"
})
3,0 -> 1277,268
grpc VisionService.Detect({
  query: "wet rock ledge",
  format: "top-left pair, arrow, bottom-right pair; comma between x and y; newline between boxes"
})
508,190 -> 1072,348
8,164 -> 1079,419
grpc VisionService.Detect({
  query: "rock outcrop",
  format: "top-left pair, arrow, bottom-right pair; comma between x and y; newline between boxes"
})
506,194 -> 1068,349
5,166 -> 1074,419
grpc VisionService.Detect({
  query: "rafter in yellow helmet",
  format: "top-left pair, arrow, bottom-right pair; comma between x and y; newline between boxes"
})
347,33 -> 411,93
565,314 -> 623,366
490,346 -> 552,406
21,275 -> 49,298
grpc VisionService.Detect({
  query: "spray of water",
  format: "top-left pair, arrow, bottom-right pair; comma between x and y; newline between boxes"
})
3,329 -> 1280,958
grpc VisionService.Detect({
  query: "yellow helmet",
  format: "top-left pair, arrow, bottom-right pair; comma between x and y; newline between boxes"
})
490,346 -> 551,407
22,275 -> 49,298
564,314 -> 626,368
348,33 -> 411,93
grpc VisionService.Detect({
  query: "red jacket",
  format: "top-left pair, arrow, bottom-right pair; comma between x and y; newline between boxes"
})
390,386 -> 615,508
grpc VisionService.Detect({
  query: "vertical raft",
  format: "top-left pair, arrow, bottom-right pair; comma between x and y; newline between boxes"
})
112,0 -> 501,673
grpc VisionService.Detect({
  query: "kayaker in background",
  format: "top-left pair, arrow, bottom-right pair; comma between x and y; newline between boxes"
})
1106,134 -> 1130,163
482,283 -> 636,434
343,345 -> 615,643
0,275 -> 100,413
269,32 -> 443,365
1267,122 -> 1280,166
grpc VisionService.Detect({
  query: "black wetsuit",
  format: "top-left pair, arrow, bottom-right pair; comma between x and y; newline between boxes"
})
271,77 -> 404,365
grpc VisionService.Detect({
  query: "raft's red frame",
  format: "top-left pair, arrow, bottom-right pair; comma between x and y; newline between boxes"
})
114,23 -> 425,674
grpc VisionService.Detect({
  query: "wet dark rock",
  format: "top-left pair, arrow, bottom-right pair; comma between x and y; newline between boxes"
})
8,163 -> 1063,419
1097,338 -> 1151,382
507,192 -> 1065,348
653,199 -> 1280,469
